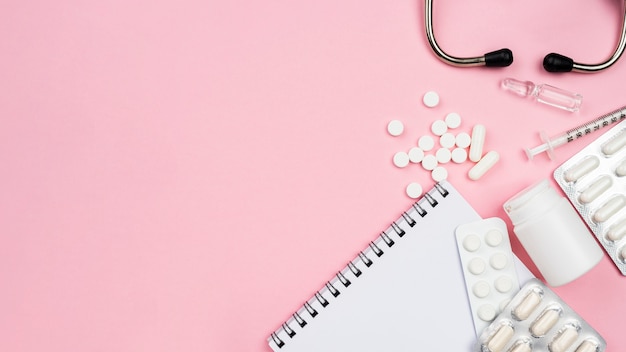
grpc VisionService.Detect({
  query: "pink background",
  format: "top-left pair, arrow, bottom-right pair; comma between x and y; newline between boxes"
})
2,0 -> 626,351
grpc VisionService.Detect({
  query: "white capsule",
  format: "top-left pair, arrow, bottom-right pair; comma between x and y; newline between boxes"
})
418,135 -> 435,151
451,147 -> 468,163
530,308 -> 560,337
513,290 -> 542,321
469,124 -> 486,162
445,112 -> 461,128
607,218 -> 626,242
578,175 -> 612,204
564,156 -> 600,182
486,324 -> 515,352
550,325 -> 579,352
601,130 -> 626,156
393,151 -> 410,168
431,119 -> 448,136
387,120 -> 404,136
593,195 -> 626,223
616,158 -> 626,176
574,340 -> 599,352
468,151 -> 500,181
408,147 -> 425,163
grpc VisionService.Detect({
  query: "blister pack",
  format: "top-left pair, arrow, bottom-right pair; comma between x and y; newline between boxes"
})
475,278 -> 606,352
455,217 -> 520,335
554,119 -> 626,275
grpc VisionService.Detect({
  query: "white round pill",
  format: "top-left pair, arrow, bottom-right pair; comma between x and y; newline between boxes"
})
435,148 -> 452,163
490,252 -> 508,270
495,276 -> 514,293
451,148 -> 468,163
456,132 -> 471,148
462,234 -> 481,252
445,112 -> 462,128
431,166 -> 448,182
418,135 -> 435,151
472,280 -> 490,298
468,257 -> 486,275
439,133 -> 456,149
421,154 -> 438,171
477,304 -> 497,322
423,91 -> 440,108
431,120 -> 448,136
408,147 -> 424,163
406,182 -> 423,199
485,229 -> 503,247
393,151 -> 410,168
387,120 -> 404,136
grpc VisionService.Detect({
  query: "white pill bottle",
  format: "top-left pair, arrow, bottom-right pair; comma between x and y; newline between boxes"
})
503,179 -> 603,287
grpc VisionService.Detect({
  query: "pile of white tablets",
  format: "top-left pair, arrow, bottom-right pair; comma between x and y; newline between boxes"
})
387,90 -> 500,199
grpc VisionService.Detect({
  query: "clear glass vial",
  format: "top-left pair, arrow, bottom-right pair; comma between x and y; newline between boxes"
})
501,78 -> 583,112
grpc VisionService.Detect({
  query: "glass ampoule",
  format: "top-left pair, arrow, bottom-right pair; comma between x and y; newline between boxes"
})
501,78 -> 583,112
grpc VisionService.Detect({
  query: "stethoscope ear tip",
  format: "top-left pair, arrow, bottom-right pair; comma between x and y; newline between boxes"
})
543,53 -> 574,72
485,49 -> 514,67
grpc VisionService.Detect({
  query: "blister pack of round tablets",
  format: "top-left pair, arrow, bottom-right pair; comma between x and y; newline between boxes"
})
554,119 -> 626,275
455,217 -> 520,336
475,278 -> 606,352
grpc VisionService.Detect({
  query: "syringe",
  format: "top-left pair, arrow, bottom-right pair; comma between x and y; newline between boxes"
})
526,105 -> 626,160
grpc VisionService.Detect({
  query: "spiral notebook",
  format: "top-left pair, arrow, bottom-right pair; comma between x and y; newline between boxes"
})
267,180 -> 533,351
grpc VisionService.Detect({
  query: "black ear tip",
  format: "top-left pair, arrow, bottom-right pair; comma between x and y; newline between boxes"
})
544,53 -> 574,72
484,49 -> 513,67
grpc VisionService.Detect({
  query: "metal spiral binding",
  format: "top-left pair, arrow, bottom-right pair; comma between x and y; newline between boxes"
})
269,182 -> 451,349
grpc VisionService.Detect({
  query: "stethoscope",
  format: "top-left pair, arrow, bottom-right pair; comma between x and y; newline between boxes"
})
425,0 -> 626,72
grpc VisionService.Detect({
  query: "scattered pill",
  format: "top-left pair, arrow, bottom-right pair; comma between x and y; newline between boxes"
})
387,120 -> 404,136
445,112 -> 461,128
477,304 -> 497,322
607,218 -> 626,242
601,130 -> 626,156
408,147 -> 424,163
468,151 -> 500,180
593,195 -> 626,223
578,175 -> 612,204
468,257 -> 486,275
423,91 -> 440,108
487,324 -> 515,352
421,154 -> 438,170
431,120 -> 448,136
406,182 -> 423,199
495,276 -> 513,293
530,308 -> 560,337
574,340 -> 599,352
418,135 -> 435,151
431,166 -> 448,181
563,156 -> 600,182
550,325 -> 579,352
463,234 -> 482,252
439,133 -> 456,149
393,151 -> 410,168
451,148 -> 468,163
473,280 -> 491,298
435,148 -> 452,163
469,124 -> 486,162
456,132 -> 472,148
513,290 -> 542,321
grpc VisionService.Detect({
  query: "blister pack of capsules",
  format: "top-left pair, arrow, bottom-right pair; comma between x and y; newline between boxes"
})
554,119 -> 626,275
475,278 -> 606,352
456,217 -> 520,336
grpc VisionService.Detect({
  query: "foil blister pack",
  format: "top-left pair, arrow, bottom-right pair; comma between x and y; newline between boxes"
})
475,279 -> 606,352
554,119 -> 626,275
